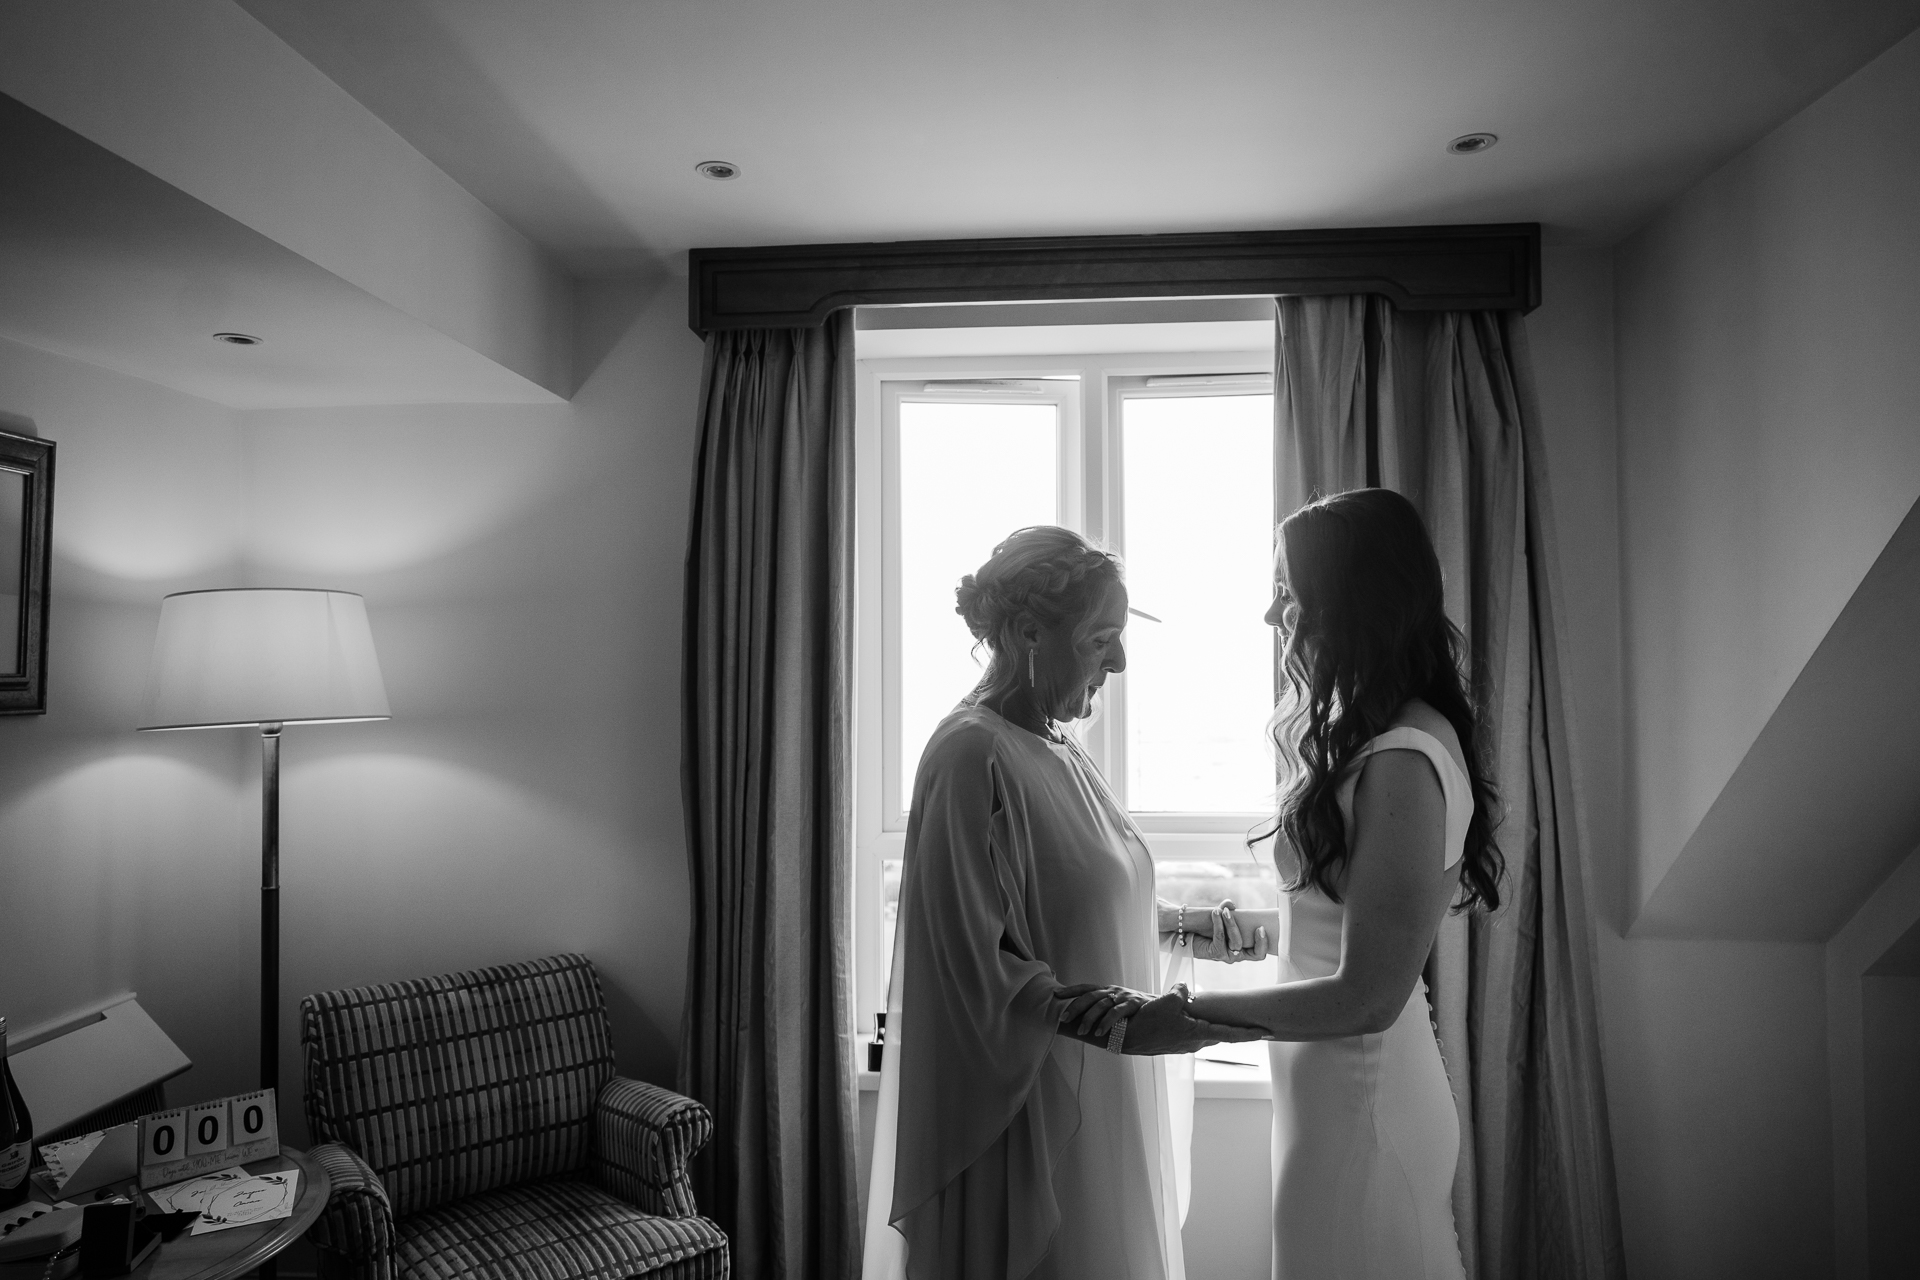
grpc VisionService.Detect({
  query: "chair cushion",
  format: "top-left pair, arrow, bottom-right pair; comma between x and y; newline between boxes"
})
396,1179 -> 727,1280
303,954 -> 616,1218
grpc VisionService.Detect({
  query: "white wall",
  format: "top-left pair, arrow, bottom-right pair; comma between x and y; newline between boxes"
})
0,275 -> 704,1119
1614,27 -> 1920,910
1603,25 -> 1920,1278
1526,245 -> 1838,1280
235,276 -> 703,1096
0,335 -> 254,1099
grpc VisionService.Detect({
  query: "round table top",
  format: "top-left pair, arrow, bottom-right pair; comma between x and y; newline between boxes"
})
0,1148 -> 329,1280
143,1149 -> 330,1280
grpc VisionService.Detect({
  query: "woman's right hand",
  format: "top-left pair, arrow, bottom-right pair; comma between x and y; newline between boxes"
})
1120,987 -> 1263,1055
1054,983 -> 1151,1037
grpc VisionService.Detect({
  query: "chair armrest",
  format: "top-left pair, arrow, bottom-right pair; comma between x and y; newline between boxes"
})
589,1076 -> 712,1219
305,1142 -> 396,1280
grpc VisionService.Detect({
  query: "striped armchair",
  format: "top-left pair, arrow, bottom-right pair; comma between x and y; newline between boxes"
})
300,954 -> 727,1280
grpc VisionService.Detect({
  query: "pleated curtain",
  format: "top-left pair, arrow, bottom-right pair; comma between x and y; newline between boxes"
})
679,313 -> 861,1280
1275,295 -> 1628,1280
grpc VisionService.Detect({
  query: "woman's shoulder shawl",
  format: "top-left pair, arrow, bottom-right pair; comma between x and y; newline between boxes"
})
889,707 -> 1080,1263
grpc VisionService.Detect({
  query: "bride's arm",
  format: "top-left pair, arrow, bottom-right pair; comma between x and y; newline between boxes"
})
1186,751 -> 1456,1041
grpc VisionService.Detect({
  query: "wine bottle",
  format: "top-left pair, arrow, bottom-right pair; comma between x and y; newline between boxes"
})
0,1017 -> 33,1211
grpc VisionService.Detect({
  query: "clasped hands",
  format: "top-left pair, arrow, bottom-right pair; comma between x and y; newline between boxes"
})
1178,898 -> 1271,964
1053,982 -> 1261,1055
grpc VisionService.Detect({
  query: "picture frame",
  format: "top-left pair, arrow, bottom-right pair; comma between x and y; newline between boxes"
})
0,428 -> 54,715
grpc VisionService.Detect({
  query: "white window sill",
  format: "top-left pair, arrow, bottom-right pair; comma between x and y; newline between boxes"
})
856,1041 -> 1272,1100
1191,1048 -> 1272,1099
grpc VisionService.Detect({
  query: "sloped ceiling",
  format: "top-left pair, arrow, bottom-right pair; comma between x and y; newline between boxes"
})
0,92 -> 557,408
0,1 -> 570,407
1635,494 -> 1920,941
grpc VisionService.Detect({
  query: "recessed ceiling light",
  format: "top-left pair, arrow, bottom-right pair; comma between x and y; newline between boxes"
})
695,160 -> 740,181
1446,133 -> 1498,155
213,332 -> 263,345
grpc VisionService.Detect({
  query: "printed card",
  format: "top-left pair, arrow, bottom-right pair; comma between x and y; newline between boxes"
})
188,1170 -> 300,1235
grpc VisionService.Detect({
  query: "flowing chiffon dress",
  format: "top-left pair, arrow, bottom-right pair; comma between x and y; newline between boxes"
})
863,705 -> 1192,1280
1268,726 -> 1471,1280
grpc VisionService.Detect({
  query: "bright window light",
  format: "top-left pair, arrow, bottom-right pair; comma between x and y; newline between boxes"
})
857,356 -> 1283,1031
1121,392 -> 1276,813
897,400 -> 1058,789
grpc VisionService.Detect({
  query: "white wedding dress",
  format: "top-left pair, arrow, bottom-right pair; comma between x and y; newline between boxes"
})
1267,726 -> 1470,1280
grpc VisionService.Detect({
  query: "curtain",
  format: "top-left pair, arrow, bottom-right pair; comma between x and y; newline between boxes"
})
680,314 -> 860,1280
1275,296 -> 1628,1280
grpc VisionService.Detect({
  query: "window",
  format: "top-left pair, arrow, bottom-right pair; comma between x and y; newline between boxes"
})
854,339 -> 1284,1031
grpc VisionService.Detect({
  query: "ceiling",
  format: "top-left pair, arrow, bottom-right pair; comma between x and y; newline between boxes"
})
0,91 -> 561,409
240,0 -> 1920,275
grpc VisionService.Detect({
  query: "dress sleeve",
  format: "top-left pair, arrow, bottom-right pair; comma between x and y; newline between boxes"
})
888,725 -> 1073,1230
1359,726 -> 1473,869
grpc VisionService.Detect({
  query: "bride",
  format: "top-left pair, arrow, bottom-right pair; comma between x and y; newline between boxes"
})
862,525 -> 1241,1280
1081,487 -> 1504,1279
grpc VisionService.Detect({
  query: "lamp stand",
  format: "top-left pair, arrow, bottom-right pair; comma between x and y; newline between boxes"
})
259,722 -> 281,1280
260,722 -> 281,1095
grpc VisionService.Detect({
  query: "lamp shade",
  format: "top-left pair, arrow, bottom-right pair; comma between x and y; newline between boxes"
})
140,589 -> 390,730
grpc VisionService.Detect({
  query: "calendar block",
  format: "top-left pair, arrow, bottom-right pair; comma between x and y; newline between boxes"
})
142,1109 -> 186,1164
184,1101 -> 229,1156
138,1089 -> 279,1189
229,1091 -> 277,1147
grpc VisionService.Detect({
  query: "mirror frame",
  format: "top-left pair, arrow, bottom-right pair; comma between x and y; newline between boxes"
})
0,428 -> 54,715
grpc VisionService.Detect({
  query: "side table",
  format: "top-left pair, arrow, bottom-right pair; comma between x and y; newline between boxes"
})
143,1148 -> 330,1280
0,1148 -> 330,1280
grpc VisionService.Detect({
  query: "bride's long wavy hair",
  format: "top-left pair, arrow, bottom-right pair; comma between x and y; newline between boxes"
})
1253,488 -> 1503,911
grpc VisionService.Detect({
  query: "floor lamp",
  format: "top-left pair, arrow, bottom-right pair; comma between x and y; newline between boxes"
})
140,589 -> 390,1104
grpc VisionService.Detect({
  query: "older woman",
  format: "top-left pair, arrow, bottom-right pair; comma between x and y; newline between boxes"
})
862,525 -> 1237,1280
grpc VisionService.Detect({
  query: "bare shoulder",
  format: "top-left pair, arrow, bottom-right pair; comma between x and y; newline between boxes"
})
1386,698 -> 1468,778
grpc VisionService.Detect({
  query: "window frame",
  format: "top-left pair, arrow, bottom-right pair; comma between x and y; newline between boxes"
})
853,346 -> 1277,1031
1102,371 -> 1281,833
878,375 -> 1083,833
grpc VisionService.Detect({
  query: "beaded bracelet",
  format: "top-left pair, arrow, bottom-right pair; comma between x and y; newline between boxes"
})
1176,902 -> 1188,948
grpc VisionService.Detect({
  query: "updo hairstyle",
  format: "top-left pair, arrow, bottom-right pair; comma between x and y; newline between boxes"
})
954,526 -> 1122,687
